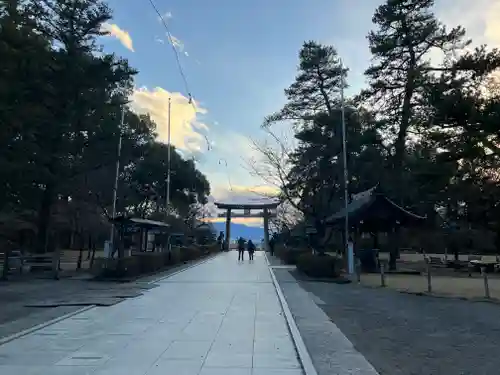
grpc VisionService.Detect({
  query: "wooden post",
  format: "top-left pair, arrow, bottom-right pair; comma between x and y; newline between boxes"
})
426,260 -> 432,293
90,242 -> 96,269
380,262 -> 386,287
481,267 -> 490,299
263,208 -> 270,252
356,258 -> 361,283
225,209 -> 231,251
77,247 -> 83,270
87,234 -> 92,260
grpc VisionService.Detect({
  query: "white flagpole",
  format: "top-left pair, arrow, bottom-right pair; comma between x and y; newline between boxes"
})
340,59 -> 352,274
165,97 -> 172,220
109,106 -> 125,256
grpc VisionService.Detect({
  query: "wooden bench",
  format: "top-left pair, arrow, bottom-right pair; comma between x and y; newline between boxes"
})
425,255 -> 446,266
0,250 -> 24,274
58,250 -> 87,270
468,255 -> 483,262
24,254 -> 53,272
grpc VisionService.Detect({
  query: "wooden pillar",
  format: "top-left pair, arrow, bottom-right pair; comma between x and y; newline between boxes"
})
225,209 -> 232,251
263,208 -> 270,252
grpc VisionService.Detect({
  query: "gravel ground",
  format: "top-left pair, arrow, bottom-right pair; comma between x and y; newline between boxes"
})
274,269 -> 378,375
278,269 -> 500,375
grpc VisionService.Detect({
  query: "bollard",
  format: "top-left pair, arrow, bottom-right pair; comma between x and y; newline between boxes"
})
481,267 -> 490,299
426,260 -> 432,293
356,258 -> 361,283
380,262 -> 386,287
77,248 -> 83,270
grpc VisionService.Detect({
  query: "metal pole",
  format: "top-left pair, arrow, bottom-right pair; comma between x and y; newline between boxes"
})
340,59 -> 351,274
165,97 -> 172,220
110,106 -> 125,254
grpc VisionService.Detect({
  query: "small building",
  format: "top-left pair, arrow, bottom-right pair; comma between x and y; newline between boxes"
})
325,185 -> 426,270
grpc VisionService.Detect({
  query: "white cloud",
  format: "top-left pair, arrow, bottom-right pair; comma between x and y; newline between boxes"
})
435,0 -> 500,47
100,22 -> 134,52
169,35 -> 185,51
483,1 -> 500,45
130,87 -> 209,153
156,33 -> 191,58
159,11 -> 172,21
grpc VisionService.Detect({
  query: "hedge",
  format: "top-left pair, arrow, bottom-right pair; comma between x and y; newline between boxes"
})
296,253 -> 341,278
276,247 -> 311,265
92,243 -> 219,279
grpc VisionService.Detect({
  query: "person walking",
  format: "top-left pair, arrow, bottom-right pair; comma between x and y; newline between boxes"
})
217,231 -> 225,251
247,239 -> 256,261
269,236 -> 276,256
237,237 -> 246,261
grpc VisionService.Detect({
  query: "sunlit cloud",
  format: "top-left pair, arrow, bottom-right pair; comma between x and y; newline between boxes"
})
203,216 -> 265,227
170,35 -> 184,50
130,87 -> 209,153
100,22 -> 134,52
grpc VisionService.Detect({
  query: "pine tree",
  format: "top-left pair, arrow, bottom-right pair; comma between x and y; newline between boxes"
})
263,41 -> 346,128
364,0 -> 467,202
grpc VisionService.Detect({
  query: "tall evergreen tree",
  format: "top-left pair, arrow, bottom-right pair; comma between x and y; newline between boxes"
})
263,41 -> 346,128
363,0 -> 467,202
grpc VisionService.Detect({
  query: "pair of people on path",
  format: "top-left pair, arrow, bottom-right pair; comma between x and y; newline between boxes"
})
237,237 -> 256,261
217,231 -> 225,251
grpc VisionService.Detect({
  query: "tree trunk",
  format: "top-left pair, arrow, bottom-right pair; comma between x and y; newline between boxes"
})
90,242 -> 96,269
86,234 -> 92,260
36,184 -> 54,254
393,39 -> 416,205
69,229 -> 75,249
314,218 -> 327,255
52,233 -> 60,280
389,227 -> 399,271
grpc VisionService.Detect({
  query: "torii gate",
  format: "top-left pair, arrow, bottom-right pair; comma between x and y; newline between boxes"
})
214,198 -> 279,252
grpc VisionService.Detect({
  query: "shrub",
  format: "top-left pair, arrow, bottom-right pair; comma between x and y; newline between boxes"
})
206,243 -> 220,253
180,246 -> 201,262
170,246 -> 181,264
198,244 -> 215,255
274,245 -> 289,260
296,253 -> 341,278
94,256 -> 141,278
93,241 -> 210,280
136,252 -> 164,273
281,248 -> 311,265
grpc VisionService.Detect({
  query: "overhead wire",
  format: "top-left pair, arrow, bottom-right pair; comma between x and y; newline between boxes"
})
146,0 -> 211,152
218,159 -> 233,191
147,0 -> 193,104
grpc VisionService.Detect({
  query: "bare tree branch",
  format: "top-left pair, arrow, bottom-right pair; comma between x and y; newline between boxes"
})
241,127 -> 303,229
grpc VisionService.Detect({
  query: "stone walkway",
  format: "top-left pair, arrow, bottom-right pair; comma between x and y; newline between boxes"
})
0,252 -> 303,375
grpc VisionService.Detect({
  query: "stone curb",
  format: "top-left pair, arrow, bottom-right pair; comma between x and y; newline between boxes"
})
265,252 -> 319,375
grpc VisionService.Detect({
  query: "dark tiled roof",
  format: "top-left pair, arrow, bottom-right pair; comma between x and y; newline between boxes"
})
325,185 -> 426,225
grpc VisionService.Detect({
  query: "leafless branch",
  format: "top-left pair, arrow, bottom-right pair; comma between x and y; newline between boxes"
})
241,126 -> 304,227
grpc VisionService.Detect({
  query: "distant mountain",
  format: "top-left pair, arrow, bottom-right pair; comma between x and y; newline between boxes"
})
212,222 -> 264,241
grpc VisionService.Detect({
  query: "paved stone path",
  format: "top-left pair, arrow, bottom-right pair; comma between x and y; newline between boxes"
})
0,252 -> 303,375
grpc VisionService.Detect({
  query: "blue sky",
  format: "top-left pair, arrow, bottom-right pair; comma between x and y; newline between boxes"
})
100,0 -> 500,225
